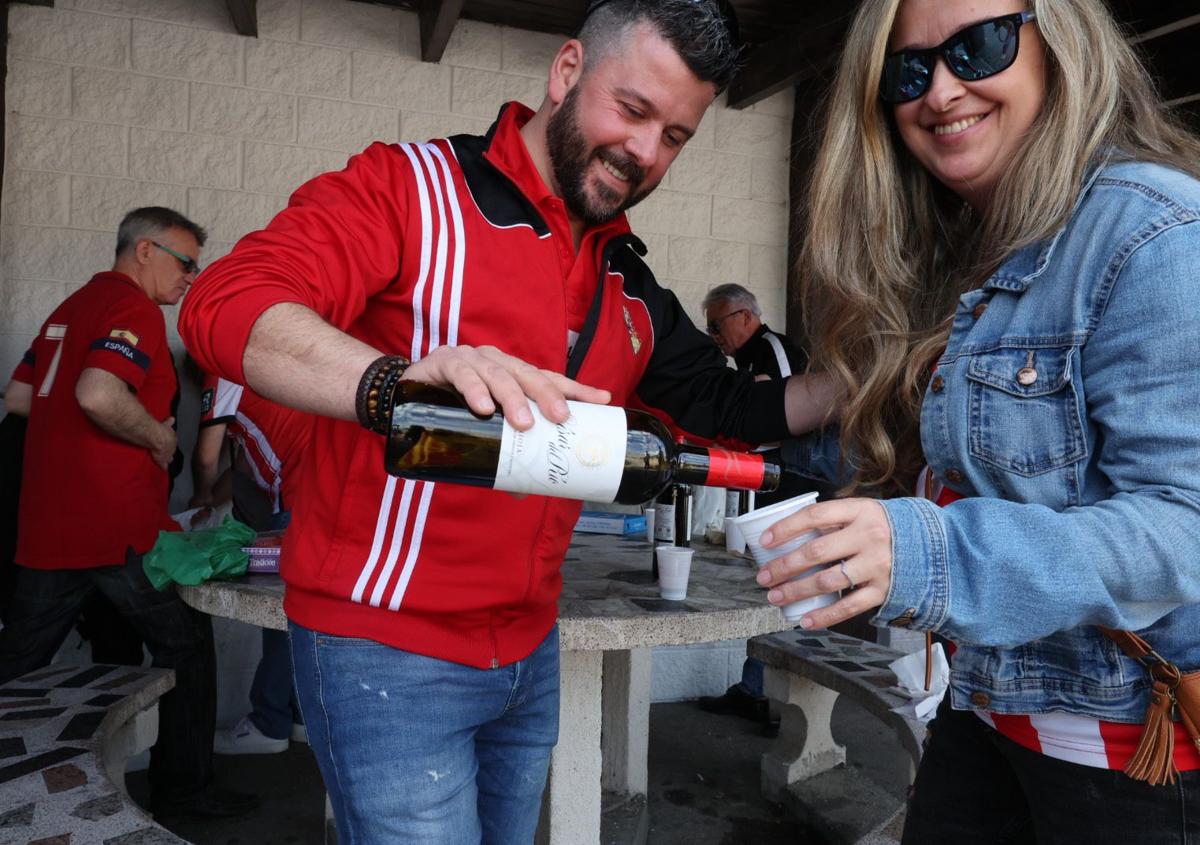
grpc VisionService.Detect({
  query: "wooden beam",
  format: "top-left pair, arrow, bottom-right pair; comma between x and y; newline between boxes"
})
727,9 -> 853,110
1136,22 -> 1200,104
1107,0 -> 1199,38
224,0 -> 257,37
784,73 -> 834,349
419,0 -> 465,63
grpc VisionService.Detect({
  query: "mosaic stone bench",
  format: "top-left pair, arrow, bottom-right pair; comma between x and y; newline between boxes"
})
0,662 -> 181,845
748,630 -> 925,801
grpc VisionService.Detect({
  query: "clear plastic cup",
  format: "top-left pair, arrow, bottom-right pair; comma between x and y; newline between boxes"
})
655,545 -> 694,600
730,492 -> 838,623
724,516 -> 745,554
643,507 -> 656,544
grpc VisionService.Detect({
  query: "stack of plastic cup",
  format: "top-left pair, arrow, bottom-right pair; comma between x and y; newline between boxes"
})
724,517 -> 745,554
655,545 -> 694,600
730,492 -> 838,623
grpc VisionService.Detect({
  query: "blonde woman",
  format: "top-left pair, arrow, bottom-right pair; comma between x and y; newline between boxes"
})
758,0 -> 1200,838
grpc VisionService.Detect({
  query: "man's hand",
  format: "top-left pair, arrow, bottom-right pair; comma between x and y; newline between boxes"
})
754,498 -> 893,629
405,345 -> 612,428
151,416 -> 177,470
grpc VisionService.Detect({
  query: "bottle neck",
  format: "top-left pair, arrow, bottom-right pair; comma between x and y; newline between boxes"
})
674,446 -> 771,490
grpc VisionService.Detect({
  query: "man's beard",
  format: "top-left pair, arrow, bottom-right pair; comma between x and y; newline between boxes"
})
546,85 -> 650,227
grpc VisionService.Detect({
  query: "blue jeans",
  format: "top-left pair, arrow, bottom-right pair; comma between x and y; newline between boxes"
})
290,622 -> 560,845
248,627 -> 300,739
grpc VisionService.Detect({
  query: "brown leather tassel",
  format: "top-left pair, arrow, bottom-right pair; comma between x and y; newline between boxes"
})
1124,681 -> 1178,786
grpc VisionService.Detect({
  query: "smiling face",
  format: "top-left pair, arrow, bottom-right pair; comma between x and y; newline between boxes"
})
889,0 -> 1046,210
545,22 -> 716,227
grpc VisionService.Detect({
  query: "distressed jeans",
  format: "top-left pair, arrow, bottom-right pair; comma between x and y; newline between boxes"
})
290,622 -> 559,845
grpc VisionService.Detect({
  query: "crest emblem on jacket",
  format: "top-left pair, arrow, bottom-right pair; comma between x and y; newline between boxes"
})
622,305 -> 641,355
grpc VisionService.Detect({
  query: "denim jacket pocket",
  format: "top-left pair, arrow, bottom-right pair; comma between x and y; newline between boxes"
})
966,345 -> 1086,477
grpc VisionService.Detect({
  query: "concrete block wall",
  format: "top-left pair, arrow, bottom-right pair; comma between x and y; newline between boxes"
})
0,0 -> 794,400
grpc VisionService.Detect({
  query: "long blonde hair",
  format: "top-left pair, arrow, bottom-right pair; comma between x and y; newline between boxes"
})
801,0 -> 1200,495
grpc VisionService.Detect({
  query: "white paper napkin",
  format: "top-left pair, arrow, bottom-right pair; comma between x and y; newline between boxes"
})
888,642 -> 949,723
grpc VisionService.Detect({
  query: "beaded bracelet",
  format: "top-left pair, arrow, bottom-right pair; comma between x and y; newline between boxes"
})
355,355 -> 410,434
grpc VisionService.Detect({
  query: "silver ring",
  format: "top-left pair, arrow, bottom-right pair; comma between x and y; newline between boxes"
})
839,561 -> 856,590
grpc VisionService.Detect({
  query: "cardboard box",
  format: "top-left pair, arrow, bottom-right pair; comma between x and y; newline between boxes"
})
242,530 -> 284,574
574,511 -> 647,536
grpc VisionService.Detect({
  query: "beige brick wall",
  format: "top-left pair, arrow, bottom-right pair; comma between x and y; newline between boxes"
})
0,0 -> 793,398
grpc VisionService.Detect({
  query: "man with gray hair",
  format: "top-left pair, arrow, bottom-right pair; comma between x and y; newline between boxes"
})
0,207 -> 258,821
702,282 -> 805,379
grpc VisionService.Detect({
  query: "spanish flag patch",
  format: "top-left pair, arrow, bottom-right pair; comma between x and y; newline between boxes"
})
109,328 -> 139,346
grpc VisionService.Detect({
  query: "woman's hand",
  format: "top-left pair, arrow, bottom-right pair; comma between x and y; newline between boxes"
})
755,498 -> 893,629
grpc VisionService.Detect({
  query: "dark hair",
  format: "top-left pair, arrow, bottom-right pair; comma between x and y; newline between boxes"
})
115,206 -> 208,257
579,0 -> 742,93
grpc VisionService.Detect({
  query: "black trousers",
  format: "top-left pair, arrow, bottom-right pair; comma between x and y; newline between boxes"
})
0,549 -> 217,800
903,698 -> 1200,844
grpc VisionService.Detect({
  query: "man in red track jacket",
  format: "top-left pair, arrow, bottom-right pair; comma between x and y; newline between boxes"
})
180,1 -> 832,840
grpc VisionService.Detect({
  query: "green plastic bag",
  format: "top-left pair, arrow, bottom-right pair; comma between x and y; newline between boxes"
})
143,516 -> 257,590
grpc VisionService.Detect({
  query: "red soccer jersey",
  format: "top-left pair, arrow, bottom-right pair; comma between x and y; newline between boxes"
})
198,374 -> 308,510
12,272 -> 178,569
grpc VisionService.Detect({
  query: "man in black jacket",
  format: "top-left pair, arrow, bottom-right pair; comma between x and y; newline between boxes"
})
702,283 -> 805,379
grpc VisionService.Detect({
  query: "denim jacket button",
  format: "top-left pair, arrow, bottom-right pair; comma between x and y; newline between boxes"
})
1017,367 -> 1038,386
970,691 -> 991,708
972,303 -> 988,320
945,468 -> 964,484
930,375 -> 945,393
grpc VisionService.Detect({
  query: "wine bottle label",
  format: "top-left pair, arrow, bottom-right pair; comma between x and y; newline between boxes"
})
705,449 -> 766,490
493,401 -> 627,500
655,503 -> 676,542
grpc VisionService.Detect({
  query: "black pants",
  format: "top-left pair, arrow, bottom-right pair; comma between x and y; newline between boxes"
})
903,698 -> 1200,844
0,550 -> 217,801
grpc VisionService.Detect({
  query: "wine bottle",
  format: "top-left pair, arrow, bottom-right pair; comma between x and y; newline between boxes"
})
672,483 -> 694,549
383,382 -> 780,504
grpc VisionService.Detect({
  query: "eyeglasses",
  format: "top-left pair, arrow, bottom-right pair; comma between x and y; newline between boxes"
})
705,309 -> 747,335
583,0 -> 741,48
151,241 -> 201,276
880,11 -> 1037,105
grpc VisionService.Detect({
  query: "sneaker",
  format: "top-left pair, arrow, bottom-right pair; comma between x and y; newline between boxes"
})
213,715 -> 289,755
290,721 -> 308,744
697,684 -> 770,723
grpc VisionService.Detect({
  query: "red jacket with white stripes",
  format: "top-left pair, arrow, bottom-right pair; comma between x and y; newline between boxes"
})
180,102 -> 791,668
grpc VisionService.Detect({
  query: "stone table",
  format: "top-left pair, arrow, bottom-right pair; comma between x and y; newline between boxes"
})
179,532 -> 794,845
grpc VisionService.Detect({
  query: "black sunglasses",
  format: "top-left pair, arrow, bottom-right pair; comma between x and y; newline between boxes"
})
151,240 -> 201,275
880,11 -> 1037,105
584,0 -> 741,48
705,308 -> 746,335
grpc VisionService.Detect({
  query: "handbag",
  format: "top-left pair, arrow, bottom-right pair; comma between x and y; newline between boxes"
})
1100,627 -> 1200,785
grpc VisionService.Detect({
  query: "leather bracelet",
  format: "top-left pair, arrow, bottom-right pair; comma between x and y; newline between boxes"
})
355,355 -> 409,434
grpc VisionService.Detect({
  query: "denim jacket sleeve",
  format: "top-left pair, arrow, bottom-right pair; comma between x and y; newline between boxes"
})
779,427 -> 855,487
876,220 -> 1200,647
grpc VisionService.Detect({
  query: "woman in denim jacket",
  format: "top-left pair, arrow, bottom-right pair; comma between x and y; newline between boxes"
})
758,0 -> 1200,839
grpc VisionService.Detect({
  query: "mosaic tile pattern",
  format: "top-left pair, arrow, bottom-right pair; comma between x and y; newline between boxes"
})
749,629 -> 927,767
0,663 -> 185,845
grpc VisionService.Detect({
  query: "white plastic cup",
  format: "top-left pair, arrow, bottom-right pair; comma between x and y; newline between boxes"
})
655,545 -> 694,600
730,492 -> 838,623
724,516 -> 745,554
643,508 -> 656,544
